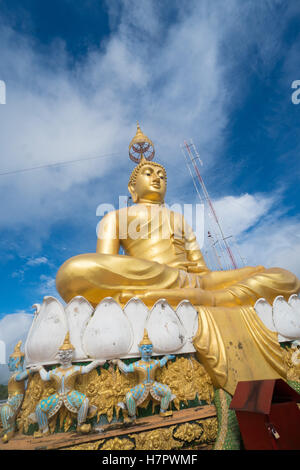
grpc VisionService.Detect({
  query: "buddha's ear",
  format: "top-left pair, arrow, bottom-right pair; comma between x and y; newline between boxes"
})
128,183 -> 138,203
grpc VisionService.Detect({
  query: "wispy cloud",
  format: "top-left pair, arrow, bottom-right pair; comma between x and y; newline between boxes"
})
39,274 -> 57,297
0,0 -> 299,307
205,191 -> 300,276
26,257 -> 49,267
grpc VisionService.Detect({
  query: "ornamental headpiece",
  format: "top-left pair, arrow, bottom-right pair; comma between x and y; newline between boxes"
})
10,340 -> 25,358
129,122 -> 155,163
139,329 -> 153,347
128,123 -> 167,187
59,332 -> 75,351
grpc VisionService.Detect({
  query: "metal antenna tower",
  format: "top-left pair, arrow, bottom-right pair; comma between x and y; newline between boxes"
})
181,140 -> 239,270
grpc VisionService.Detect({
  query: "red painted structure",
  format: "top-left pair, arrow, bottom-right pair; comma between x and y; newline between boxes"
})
230,379 -> 300,450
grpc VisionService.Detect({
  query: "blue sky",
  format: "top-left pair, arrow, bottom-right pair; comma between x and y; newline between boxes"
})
0,0 -> 300,366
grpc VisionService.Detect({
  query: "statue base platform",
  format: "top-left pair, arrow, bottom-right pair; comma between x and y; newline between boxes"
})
2,294 -> 299,450
0,405 -> 217,450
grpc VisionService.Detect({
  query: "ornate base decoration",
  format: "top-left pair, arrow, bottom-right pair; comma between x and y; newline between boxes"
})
281,342 -> 300,395
0,405 -> 217,450
17,355 -> 214,436
213,389 -> 241,450
281,343 -> 300,382
1,337 -> 298,450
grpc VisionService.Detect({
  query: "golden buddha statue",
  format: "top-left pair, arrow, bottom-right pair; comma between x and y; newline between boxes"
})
55,124 -> 300,396
56,124 -> 300,310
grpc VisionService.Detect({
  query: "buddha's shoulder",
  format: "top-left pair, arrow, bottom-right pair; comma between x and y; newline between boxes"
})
100,209 -> 121,222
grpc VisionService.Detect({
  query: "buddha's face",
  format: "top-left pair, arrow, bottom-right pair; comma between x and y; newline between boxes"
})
129,164 -> 166,203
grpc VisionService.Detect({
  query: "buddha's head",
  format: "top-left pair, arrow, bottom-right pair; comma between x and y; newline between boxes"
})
128,158 -> 167,204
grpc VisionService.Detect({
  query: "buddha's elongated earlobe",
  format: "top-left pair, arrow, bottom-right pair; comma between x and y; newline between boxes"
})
128,183 -> 138,203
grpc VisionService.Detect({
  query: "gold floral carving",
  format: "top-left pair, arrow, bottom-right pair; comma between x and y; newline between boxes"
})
67,440 -> 105,450
130,426 -> 183,450
100,437 -> 134,450
197,417 -> 218,442
18,357 -> 214,434
76,366 -> 137,422
173,418 -> 218,445
63,418 -> 218,450
282,345 -> 300,381
173,423 -> 203,442
155,356 -> 214,410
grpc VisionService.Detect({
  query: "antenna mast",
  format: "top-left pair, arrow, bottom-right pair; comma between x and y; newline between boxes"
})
181,140 -> 239,270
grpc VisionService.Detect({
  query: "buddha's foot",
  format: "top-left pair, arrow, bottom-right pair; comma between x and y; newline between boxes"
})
77,423 -> 91,434
160,410 -> 173,418
2,430 -> 14,443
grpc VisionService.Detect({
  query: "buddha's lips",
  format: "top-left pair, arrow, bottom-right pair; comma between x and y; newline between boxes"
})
151,183 -> 161,189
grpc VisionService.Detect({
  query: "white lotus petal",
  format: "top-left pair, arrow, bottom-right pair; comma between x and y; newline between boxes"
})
82,297 -> 133,359
176,300 -> 198,339
146,299 -> 187,354
25,296 -> 68,365
288,294 -> 300,311
123,297 -> 149,356
65,296 -> 94,360
175,300 -> 197,353
254,298 -> 276,332
273,295 -> 300,340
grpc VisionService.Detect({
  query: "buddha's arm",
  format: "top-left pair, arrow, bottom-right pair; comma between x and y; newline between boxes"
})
183,218 -> 209,273
96,211 -> 120,254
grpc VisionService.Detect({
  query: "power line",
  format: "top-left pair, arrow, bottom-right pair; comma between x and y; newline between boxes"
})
0,152 -> 120,177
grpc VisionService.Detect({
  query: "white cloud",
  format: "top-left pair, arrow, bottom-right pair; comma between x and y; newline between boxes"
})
1,0 -> 277,241
213,193 -> 276,236
0,1 -> 299,304
201,192 -> 300,276
39,275 -> 57,298
26,257 -> 49,267
238,217 -> 300,276
0,312 -> 33,384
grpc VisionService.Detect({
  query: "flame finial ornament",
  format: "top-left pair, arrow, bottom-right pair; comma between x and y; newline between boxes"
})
129,122 -> 155,163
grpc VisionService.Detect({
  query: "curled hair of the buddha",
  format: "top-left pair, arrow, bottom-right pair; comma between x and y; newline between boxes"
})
128,157 -> 167,187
